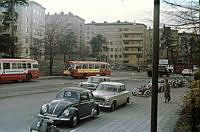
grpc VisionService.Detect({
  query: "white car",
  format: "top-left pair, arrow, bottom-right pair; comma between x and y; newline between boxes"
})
79,76 -> 111,91
182,69 -> 194,76
93,82 -> 131,111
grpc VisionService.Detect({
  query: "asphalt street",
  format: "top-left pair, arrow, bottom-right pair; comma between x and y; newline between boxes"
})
0,71 -> 189,132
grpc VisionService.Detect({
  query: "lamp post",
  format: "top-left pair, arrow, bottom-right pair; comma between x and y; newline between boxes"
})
151,0 -> 160,132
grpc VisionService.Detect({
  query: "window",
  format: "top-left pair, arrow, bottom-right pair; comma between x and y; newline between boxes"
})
26,17 -> 28,23
27,63 -> 31,69
119,85 -> 126,92
33,64 -> 38,68
25,38 -> 28,43
3,63 -> 10,69
94,64 -> 100,69
101,64 -> 106,69
88,92 -> 93,99
22,63 -> 26,69
0,63 -> 1,70
80,92 -> 88,101
82,64 -> 88,69
26,48 -> 29,54
25,27 -> 28,33
89,64 -> 94,69
12,63 -> 17,69
17,63 -> 22,69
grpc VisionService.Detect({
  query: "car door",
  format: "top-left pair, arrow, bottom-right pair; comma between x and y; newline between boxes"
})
79,92 -> 91,118
118,85 -> 127,105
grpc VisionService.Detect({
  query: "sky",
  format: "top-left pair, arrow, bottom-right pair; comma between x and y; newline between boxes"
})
33,0 -> 155,25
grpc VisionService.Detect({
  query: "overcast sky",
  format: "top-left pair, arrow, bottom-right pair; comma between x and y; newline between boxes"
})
33,0 -> 155,25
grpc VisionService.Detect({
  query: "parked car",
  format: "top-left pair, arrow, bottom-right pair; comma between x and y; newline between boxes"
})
38,87 -> 99,127
93,82 -> 131,111
79,76 -> 111,91
147,66 -> 170,77
181,69 -> 194,76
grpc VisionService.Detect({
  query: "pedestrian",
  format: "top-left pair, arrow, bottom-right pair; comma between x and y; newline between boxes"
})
164,78 -> 171,103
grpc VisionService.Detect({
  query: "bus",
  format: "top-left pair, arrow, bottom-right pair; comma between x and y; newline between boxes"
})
63,61 -> 111,78
0,58 -> 39,82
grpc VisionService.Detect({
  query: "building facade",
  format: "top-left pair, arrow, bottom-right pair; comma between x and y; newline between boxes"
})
16,1 -> 45,59
85,21 -> 147,67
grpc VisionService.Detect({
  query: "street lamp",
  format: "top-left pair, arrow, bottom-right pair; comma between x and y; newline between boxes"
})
151,0 -> 160,132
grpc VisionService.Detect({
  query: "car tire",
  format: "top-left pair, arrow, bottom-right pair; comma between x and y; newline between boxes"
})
91,107 -> 98,118
110,102 -> 116,112
69,112 -> 78,127
144,90 -> 151,97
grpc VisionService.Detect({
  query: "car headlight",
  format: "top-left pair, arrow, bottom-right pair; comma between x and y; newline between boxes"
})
41,104 -> 48,113
106,98 -> 110,102
62,109 -> 70,117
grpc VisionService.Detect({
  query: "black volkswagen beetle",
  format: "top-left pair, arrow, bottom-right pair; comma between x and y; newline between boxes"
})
38,87 -> 99,127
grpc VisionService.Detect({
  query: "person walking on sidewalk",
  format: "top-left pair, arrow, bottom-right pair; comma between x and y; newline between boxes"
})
164,78 -> 171,103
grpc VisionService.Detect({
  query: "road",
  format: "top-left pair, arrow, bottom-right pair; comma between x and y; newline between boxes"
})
0,72 -> 188,132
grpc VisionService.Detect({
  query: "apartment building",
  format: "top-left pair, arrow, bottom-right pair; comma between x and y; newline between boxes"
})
16,1 -> 45,59
45,12 -> 85,55
85,21 -> 147,67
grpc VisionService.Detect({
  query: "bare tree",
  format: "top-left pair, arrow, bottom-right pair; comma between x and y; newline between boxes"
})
162,0 -> 199,32
45,15 -> 63,75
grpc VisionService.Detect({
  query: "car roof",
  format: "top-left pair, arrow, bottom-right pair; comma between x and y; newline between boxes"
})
60,87 -> 89,93
99,82 -> 124,86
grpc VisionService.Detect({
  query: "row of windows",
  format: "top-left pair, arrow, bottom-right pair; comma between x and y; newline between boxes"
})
0,63 -> 38,70
66,64 -> 109,69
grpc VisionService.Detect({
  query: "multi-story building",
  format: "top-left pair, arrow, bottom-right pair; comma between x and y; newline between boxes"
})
16,1 -> 45,59
85,21 -> 147,67
45,12 -> 85,60
0,1 -> 45,59
146,27 -> 179,65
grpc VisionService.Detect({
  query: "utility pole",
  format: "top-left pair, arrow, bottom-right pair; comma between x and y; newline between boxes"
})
151,0 -> 160,132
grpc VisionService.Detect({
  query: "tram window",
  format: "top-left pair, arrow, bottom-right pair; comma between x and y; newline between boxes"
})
3,63 -> 10,69
89,64 -> 94,69
12,63 -> 17,69
27,63 -> 31,68
101,64 -> 106,69
22,63 -> 26,69
33,64 -> 38,68
0,63 -> 1,70
18,63 -> 22,69
82,64 -> 88,69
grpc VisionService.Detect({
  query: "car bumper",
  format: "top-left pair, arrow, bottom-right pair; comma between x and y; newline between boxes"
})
38,114 -> 70,122
96,102 -> 111,108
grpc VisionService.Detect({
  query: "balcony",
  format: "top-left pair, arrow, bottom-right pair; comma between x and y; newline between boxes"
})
122,31 -> 143,34
122,37 -> 143,41
123,44 -> 143,48
123,51 -> 143,55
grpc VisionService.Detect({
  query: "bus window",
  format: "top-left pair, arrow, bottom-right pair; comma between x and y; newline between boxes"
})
101,64 -> 106,69
95,64 -> 100,69
89,64 -> 94,69
33,64 -> 38,68
18,63 -> 22,69
22,63 -> 26,69
76,64 -> 81,69
12,63 -> 17,69
83,64 -> 88,69
3,63 -> 10,69
27,63 -> 31,69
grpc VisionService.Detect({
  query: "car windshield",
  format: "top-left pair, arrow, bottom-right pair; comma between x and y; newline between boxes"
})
96,84 -> 117,92
57,91 -> 79,100
87,77 -> 101,83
